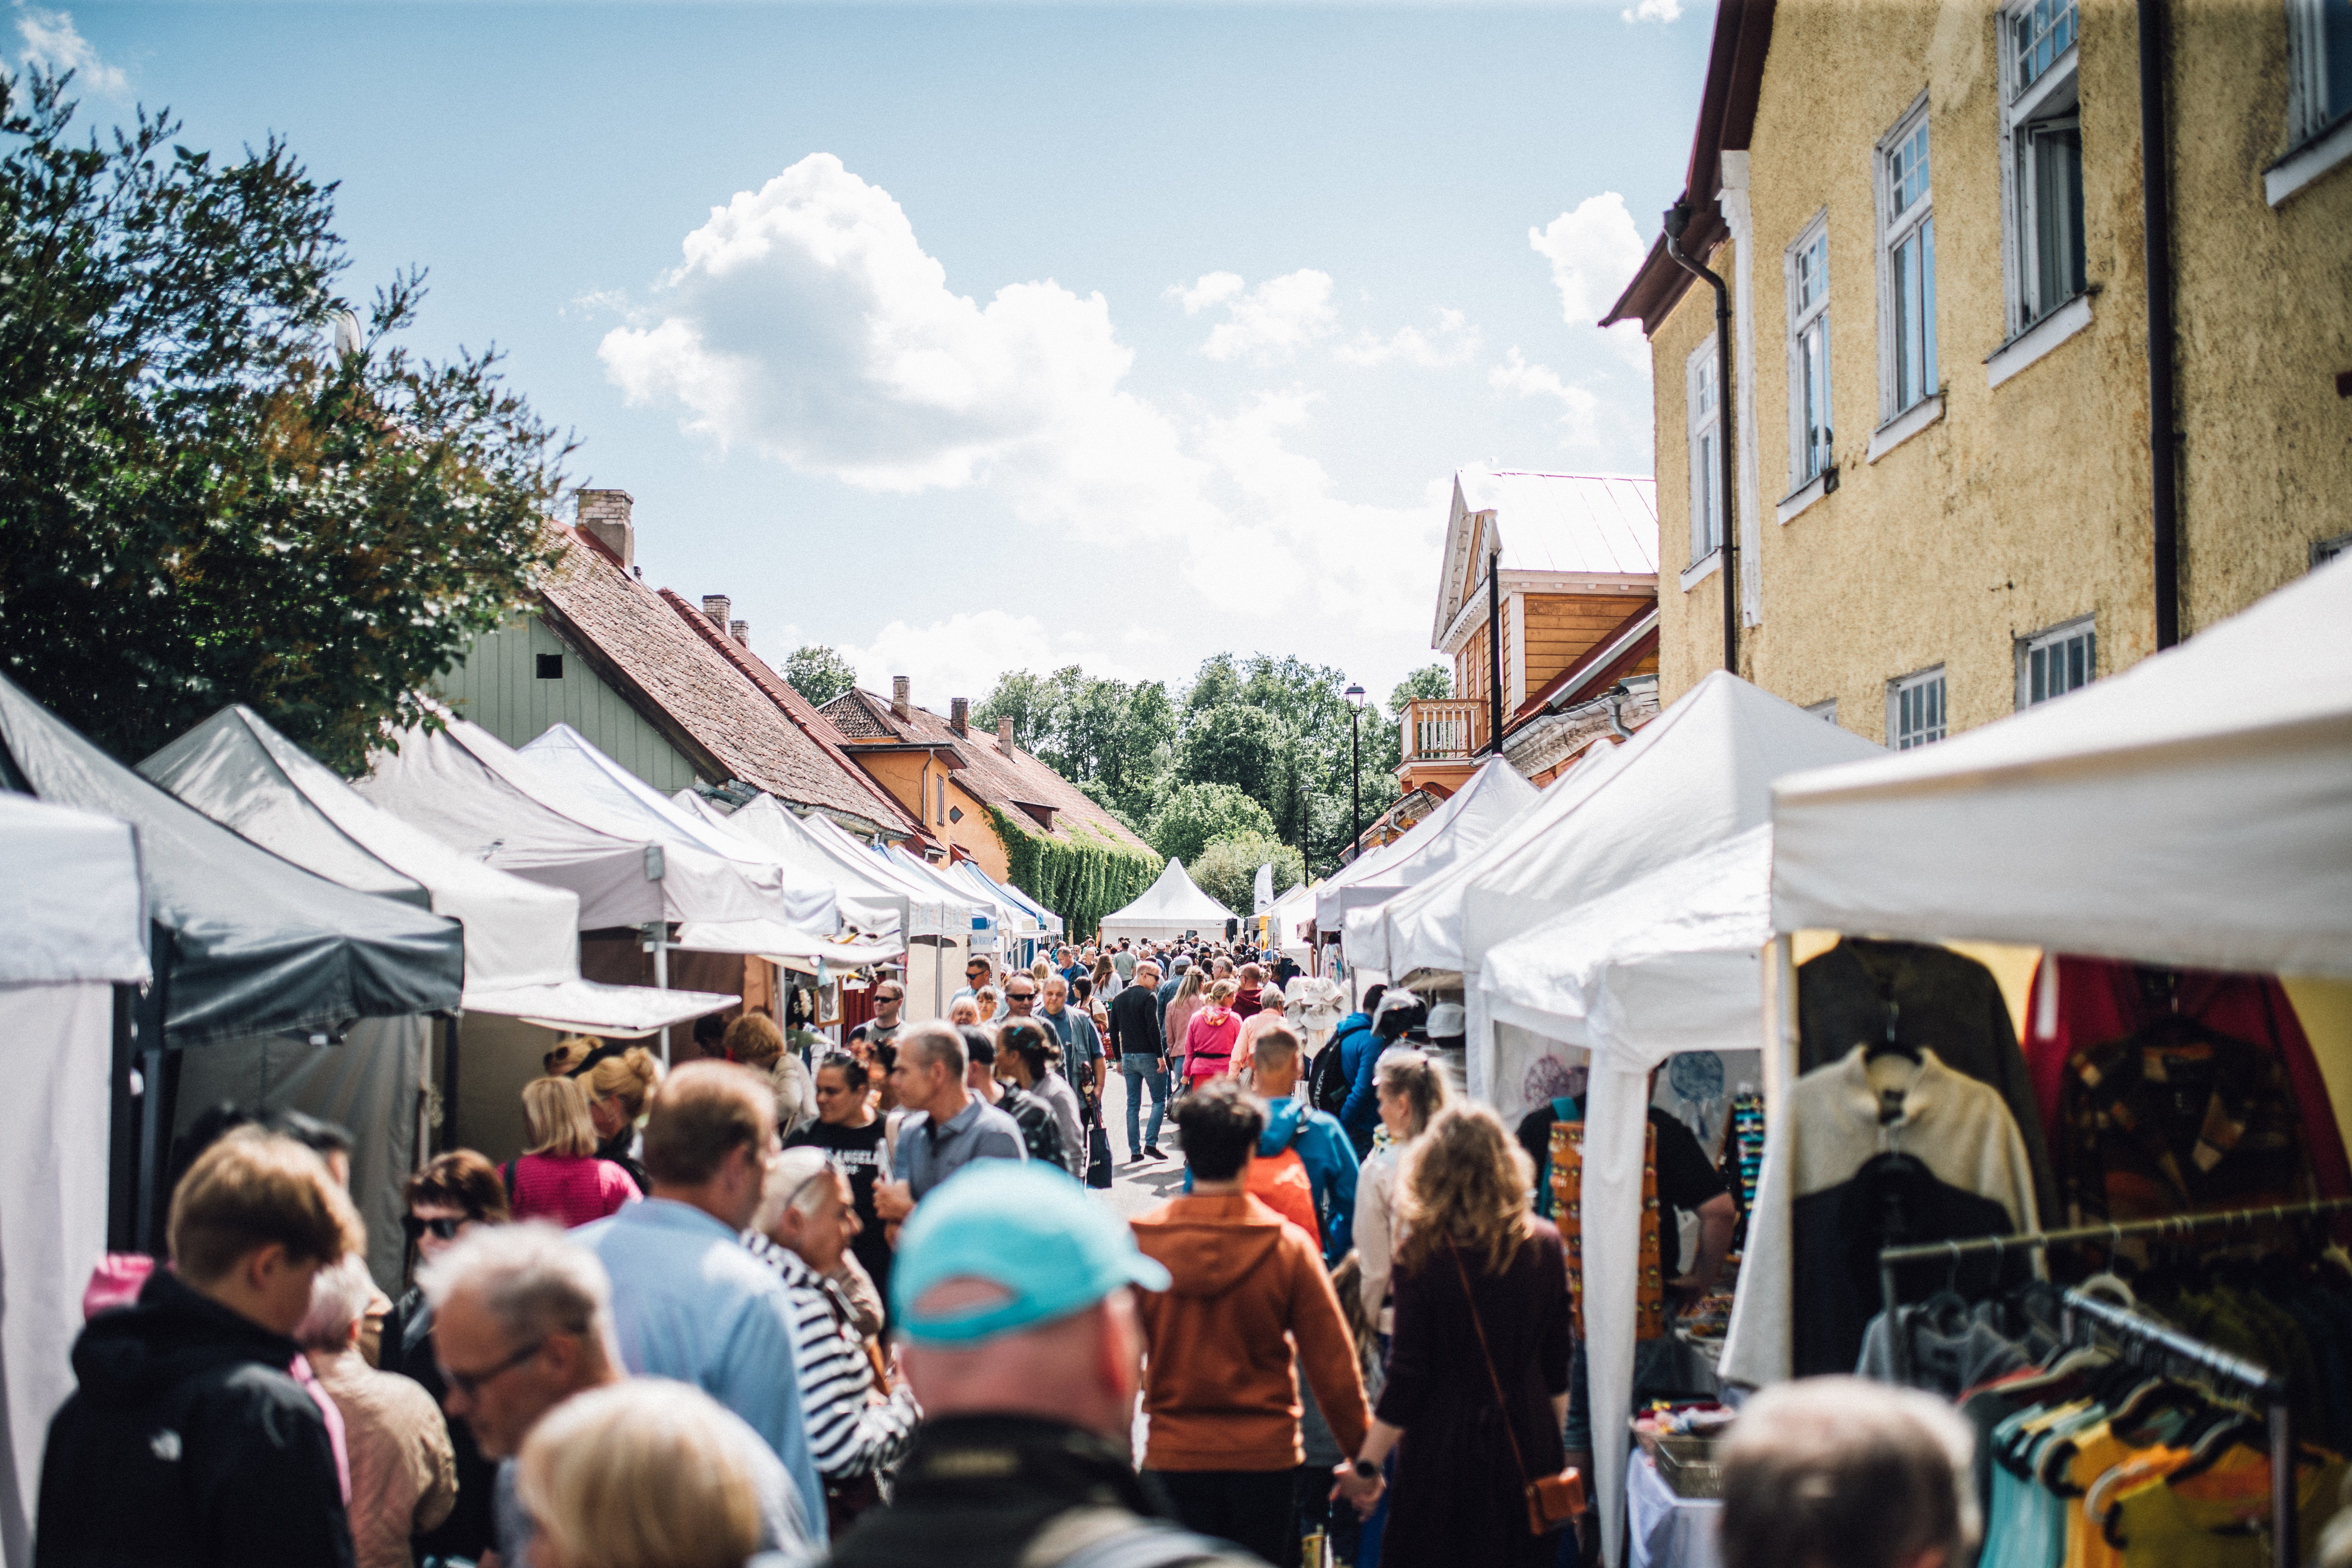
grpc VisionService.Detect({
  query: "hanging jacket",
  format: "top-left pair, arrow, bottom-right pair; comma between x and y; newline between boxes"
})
36,1269 -> 355,1568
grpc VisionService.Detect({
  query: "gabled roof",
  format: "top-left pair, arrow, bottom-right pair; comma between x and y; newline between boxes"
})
535,528 -> 903,835
654,589 -> 927,845
1433,470 -> 1660,647
818,687 -> 1153,857
1601,0 -> 1779,335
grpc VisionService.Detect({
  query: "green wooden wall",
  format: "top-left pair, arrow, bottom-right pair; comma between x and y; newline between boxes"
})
434,616 -> 707,794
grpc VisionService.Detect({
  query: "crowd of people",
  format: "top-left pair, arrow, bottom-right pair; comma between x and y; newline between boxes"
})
33,932 -> 2018,1568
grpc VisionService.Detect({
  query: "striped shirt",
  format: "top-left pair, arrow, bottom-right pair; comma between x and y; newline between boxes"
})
743,1235 -> 920,1481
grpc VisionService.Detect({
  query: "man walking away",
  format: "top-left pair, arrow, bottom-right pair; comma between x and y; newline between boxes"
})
421,1222 -> 807,1566
1111,960 -> 1170,1161
1245,1025 -> 1359,1268
828,1162 -> 1257,1568
38,1130 -> 363,1568
1130,1082 -> 1371,1566
1337,989 -> 1414,1159
875,1023 -> 1026,1227
574,1061 -> 826,1544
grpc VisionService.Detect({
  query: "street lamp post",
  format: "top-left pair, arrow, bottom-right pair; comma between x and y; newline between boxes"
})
1345,683 -> 1365,866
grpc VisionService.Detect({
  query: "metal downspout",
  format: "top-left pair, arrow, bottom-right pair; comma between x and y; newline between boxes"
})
2140,0 -> 2180,649
1665,201 -> 1738,675
1487,547 -> 1504,755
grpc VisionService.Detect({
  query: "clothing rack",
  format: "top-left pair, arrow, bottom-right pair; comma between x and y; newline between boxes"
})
2060,1289 -> 2295,1568
1871,1197 -> 2352,1568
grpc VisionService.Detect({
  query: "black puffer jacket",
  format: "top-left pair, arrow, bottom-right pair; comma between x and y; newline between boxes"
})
35,1268 -> 354,1568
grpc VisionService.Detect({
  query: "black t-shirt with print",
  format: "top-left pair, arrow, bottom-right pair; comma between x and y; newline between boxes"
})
1514,1099 -> 1727,1281
786,1115 -> 893,1301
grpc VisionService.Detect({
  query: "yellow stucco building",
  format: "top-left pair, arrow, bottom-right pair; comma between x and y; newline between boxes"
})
1607,0 -> 2351,742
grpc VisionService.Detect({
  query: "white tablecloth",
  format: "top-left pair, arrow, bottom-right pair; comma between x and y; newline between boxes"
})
1627,1451 -> 1722,1568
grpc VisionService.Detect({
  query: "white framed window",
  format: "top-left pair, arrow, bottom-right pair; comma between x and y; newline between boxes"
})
1876,98 -> 1939,419
2314,532 -> 2352,569
1806,699 -> 1840,725
1785,216 -> 1834,485
2000,0 -> 2085,335
2286,0 -> 2352,145
1685,336 -> 1724,565
1888,667 -> 1946,750
2017,616 -> 2096,708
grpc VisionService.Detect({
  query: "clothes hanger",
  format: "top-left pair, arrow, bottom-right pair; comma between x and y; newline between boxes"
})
1862,997 -> 1921,1064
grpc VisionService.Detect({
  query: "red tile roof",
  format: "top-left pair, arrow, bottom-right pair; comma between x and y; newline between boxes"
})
655,588 -> 928,844
534,528 -> 910,834
818,688 -> 1153,857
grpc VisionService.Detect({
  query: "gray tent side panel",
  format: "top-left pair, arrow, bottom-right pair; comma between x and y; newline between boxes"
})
0,675 -> 464,1047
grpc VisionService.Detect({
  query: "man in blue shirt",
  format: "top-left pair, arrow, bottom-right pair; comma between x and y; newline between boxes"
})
576,1061 -> 825,1542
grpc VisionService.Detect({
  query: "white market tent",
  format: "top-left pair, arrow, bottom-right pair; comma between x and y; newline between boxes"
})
521,724 -> 838,938
142,706 -> 729,1034
358,713 -> 785,931
1100,856 -> 1238,945
787,813 -> 976,1017
1325,754 -> 1538,947
882,844 -> 1002,952
955,860 -> 1063,940
1265,880 -> 1318,964
0,795 -> 148,1566
1477,826 -> 1775,1562
673,792 -> 916,938
1771,553 -> 2352,979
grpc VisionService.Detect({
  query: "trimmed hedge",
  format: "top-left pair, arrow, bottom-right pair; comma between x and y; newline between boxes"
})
988,807 -> 1160,940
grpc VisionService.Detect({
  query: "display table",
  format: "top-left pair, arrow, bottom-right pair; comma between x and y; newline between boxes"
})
1626,1451 -> 1721,1568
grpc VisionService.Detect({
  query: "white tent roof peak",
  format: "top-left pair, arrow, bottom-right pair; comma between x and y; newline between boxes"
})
1321,754 -> 1538,934
1774,554 -> 2352,977
1101,856 -> 1238,936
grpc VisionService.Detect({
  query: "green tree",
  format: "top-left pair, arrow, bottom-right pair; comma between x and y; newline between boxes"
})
1176,702 -> 1288,804
1391,663 -> 1453,710
0,74 -> 569,772
1147,781 -> 1275,865
1189,832 -> 1305,917
975,669 -> 1056,751
781,645 -> 858,708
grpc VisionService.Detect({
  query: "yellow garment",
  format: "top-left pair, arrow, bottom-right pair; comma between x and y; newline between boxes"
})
1550,1116 -> 1661,1340
2107,1449 -> 2346,1568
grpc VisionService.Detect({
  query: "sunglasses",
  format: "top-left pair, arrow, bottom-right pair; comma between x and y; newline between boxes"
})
402,1214 -> 469,1242
1006,990 -> 1036,1001
437,1337 -> 545,1398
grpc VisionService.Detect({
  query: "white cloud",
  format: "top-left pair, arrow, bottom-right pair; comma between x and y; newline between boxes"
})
836,611 -> 1133,706
1529,193 -> 1652,370
14,2 -> 125,94
1171,268 -> 1337,363
1621,0 -> 1684,22
1490,349 -> 1603,450
1334,307 -> 1479,369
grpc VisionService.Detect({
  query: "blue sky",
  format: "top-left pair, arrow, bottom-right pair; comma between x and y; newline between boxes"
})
34,2 -> 1710,705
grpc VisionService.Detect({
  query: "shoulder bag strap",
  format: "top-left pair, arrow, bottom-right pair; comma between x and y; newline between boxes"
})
1450,1242 -> 1535,1489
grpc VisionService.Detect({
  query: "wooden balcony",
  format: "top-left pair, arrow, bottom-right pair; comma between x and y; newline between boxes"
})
1400,698 -> 1487,764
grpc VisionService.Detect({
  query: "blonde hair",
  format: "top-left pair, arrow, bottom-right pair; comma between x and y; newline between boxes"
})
515,1380 -> 762,1568
522,1076 -> 599,1158
1207,979 -> 1238,1005
169,1128 -> 364,1284
1375,1047 -> 1452,1141
543,1035 -> 604,1076
1030,960 -> 1051,982
973,986 -> 1000,1016
722,1012 -> 785,1070
948,998 -> 982,1025
586,1046 -> 662,1121
1396,1104 -> 1534,1277
1169,968 -> 1209,1010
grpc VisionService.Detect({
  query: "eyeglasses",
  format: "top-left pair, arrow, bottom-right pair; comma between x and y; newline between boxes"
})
402,1214 -> 469,1242
438,1337 -> 544,1398
1006,991 -> 1036,1002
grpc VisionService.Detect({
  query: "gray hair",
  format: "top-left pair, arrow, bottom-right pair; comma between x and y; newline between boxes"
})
754,1146 -> 837,1233
295,1253 -> 375,1352
1719,1376 -> 1979,1568
898,1020 -> 967,1079
417,1221 -> 613,1350
1258,982 -> 1285,1009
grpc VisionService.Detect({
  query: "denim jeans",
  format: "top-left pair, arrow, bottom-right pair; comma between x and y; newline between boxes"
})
1121,1054 -> 1170,1152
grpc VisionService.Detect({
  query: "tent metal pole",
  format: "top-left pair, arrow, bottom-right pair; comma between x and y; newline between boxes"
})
645,921 -> 672,1066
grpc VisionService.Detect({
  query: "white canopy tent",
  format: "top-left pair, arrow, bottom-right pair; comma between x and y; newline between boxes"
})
0,795 -> 148,1568
1265,881 -> 1318,964
954,860 -> 1063,940
520,724 -> 838,938
674,792 -> 918,938
1327,755 -> 1538,952
359,713 -> 784,931
1099,857 -> 1238,945
1772,553 -> 2352,979
881,844 -> 1002,954
1457,672 -> 1883,1102
143,706 -> 730,1033
1479,826 -> 1774,1564
791,813 -> 975,1017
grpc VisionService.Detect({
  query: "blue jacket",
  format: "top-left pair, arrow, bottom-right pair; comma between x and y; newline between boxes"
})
1260,1098 -> 1360,1265
1336,1017 -> 1387,1137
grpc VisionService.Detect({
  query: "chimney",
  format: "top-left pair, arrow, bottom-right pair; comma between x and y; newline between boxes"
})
701,594 -> 730,629
997,716 -> 1014,751
892,676 -> 911,721
729,619 -> 750,648
576,490 -> 635,567
950,697 -> 970,736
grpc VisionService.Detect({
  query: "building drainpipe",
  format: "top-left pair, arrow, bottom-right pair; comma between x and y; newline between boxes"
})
2140,0 -> 2180,649
1487,547 -> 1504,756
1665,200 -> 1738,676
1607,682 -> 1635,741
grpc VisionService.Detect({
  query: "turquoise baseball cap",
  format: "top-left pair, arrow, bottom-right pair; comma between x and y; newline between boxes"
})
890,1161 -> 1170,1345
